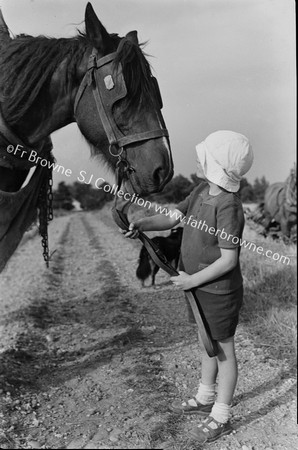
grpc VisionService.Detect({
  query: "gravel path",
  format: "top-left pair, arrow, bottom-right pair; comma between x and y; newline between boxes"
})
0,208 -> 297,449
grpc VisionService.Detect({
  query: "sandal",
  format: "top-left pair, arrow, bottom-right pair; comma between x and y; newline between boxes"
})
169,397 -> 213,415
189,415 -> 233,443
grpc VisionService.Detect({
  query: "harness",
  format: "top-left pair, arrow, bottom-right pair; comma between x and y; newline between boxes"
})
0,109 -> 54,266
0,110 -> 52,169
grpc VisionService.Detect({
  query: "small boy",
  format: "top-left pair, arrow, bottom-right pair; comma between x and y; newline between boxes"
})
122,130 -> 253,443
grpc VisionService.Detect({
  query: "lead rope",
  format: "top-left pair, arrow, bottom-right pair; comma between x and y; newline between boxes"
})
111,162 -> 218,358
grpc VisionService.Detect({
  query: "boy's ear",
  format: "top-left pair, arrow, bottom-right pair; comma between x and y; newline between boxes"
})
85,2 -> 112,52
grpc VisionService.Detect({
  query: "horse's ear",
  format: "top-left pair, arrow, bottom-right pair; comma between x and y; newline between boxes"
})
125,31 -> 138,45
85,3 -> 111,51
0,8 -> 11,44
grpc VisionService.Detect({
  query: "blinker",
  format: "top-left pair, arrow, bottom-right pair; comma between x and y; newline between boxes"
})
93,59 -> 127,110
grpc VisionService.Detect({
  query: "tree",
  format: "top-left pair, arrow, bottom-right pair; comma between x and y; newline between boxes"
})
70,181 -> 113,210
53,182 -> 74,210
240,185 -> 255,202
238,178 -> 255,202
253,176 -> 269,202
149,174 -> 193,203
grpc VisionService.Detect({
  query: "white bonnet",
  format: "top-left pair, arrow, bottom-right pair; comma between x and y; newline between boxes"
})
196,130 -> 254,192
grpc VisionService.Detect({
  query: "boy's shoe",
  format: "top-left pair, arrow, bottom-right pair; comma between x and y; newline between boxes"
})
189,415 -> 233,443
169,397 -> 213,415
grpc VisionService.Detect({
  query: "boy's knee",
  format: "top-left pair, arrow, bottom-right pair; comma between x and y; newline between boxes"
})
216,337 -> 236,361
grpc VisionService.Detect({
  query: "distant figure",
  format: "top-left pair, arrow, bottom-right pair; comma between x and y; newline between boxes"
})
136,227 -> 183,287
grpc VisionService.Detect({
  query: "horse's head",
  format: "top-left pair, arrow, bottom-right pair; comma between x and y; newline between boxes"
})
74,3 -> 173,195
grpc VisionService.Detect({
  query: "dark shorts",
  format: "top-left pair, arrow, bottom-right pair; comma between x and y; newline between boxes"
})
185,285 -> 243,341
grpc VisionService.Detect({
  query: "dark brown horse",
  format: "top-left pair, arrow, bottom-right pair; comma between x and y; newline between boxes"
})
263,165 -> 296,238
0,3 -> 173,271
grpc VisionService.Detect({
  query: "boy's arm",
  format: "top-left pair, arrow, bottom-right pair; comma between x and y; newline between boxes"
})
171,248 -> 238,290
191,248 -> 238,286
123,208 -> 184,238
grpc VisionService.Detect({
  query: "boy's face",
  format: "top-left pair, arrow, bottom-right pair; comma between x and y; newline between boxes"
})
196,158 -> 207,180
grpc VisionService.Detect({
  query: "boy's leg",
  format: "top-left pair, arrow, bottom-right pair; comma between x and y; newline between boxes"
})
184,333 -> 217,407
208,337 -> 237,424
195,332 -> 217,404
215,336 -> 237,405
200,342 -> 218,386
190,337 -> 236,442
169,333 -> 216,414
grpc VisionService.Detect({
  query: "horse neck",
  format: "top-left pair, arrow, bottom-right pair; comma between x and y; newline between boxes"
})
10,69 -> 77,146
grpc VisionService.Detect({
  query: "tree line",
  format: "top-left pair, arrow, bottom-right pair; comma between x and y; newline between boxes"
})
53,174 -> 269,211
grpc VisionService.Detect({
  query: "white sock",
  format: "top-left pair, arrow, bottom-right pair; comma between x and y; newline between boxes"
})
195,382 -> 216,405
210,401 -> 231,423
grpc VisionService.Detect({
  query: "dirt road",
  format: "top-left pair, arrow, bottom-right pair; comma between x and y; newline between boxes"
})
0,208 -> 297,449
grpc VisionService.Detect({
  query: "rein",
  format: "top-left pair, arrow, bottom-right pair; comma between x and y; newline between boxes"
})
112,163 -> 219,357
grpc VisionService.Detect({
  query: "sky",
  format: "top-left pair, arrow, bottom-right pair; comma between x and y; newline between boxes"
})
0,0 -> 296,188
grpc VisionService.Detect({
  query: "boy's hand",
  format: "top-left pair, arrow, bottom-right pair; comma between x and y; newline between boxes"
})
119,222 -> 140,239
170,271 -> 195,290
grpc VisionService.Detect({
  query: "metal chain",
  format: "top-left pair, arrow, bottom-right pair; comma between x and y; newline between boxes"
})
38,165 -> 54,267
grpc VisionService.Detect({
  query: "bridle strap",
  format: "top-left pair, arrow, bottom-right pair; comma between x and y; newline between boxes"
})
114,129 -> 169,148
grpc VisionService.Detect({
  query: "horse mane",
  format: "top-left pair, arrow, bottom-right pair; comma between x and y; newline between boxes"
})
0,30 -> 154,126
0,34 -> 90,125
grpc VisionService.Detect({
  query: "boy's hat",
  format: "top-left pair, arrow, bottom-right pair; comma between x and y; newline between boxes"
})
196,130 -> 254,192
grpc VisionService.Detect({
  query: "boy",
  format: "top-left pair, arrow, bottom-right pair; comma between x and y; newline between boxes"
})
122,130 -> 253,443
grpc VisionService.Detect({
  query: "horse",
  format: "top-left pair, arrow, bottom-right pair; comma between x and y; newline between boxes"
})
0,3 -> 173,271
263,165 -> 296,238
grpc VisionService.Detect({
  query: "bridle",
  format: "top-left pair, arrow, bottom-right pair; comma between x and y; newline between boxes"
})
74,38 -> 169,183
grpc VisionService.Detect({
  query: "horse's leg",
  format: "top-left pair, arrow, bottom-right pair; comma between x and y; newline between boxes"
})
151,264 -> 159,286
262,214 -> 272,236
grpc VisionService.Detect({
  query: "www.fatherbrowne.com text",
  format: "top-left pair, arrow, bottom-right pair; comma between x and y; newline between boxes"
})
7,144 -> 291,265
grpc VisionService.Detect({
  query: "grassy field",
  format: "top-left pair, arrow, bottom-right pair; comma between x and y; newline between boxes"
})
128,201 -> 297,362
240,224 -> 296,361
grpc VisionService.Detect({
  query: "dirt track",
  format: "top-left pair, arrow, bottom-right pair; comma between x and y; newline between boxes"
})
0,208 -> 297,449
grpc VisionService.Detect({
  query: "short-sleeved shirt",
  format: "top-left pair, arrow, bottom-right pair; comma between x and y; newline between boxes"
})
176,181 -> 244,294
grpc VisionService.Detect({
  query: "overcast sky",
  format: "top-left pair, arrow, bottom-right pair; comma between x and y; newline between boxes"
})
1,0 -> 296,187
